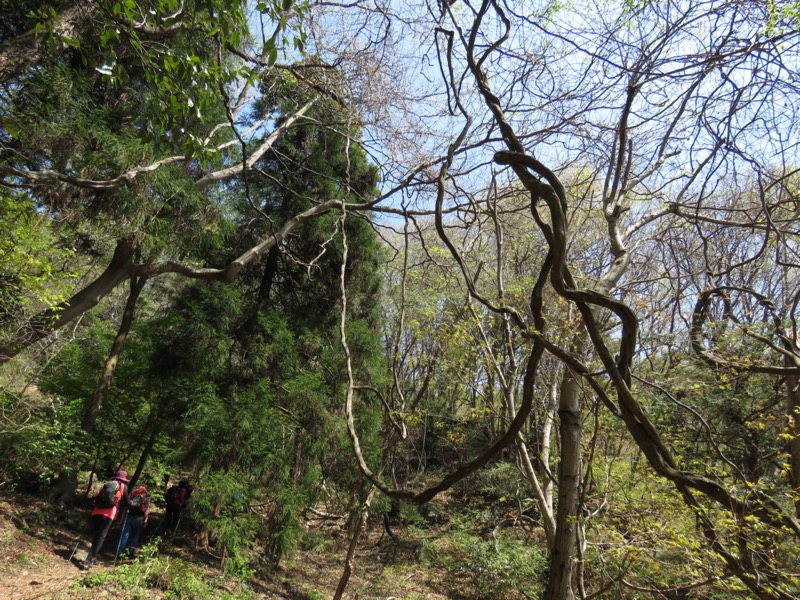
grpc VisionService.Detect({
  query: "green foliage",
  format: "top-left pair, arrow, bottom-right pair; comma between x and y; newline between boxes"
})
77,545 -> 255,599
110,77 -> 388,569
584,441 -> 800,598
34,313 -> 160,456
0,0 -> 61,41
454,461 -> 523,509
0,393 -> 86,482
424,519 -> 547,599
1,8 -> 387,582
0,191 -> 76,328
23,0 -> 308,156
192,472 -> 258,577
646,361 -> 785,485
296,527 -> 332,553
1,55 -> 232,281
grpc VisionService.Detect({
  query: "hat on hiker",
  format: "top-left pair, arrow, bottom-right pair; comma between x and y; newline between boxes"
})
114,470 -> 130,483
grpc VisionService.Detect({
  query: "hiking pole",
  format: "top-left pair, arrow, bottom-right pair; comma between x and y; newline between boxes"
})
151,514 -> 165,538
113,512 -> 129,566
68,539 -> 81,562
69,512 -> 91,563
173,509 -> 186,535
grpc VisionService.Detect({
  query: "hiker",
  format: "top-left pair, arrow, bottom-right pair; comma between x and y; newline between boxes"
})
116,483 -> 150,559
83,469 -> 130,568
162,479 -> 193,534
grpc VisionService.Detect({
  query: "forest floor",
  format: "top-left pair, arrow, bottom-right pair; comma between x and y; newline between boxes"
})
0,491 -> 463,600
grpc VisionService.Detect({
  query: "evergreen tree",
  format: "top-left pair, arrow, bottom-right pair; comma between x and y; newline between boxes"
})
141,78 -> 385,563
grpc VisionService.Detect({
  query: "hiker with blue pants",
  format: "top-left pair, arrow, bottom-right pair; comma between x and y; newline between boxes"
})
116,484 -> 150,559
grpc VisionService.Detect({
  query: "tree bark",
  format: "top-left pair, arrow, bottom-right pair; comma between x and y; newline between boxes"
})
257,246 -> 280,303
786,369 -> 800,518
544,370 -> 582,600
541,378 -> 558,519
82,274 -> 147,433
0,196 -> 346,366
332,484 -> 378,600
0,236 -> 138,365
515,437 -> 555,547
0,2 -> 97,84
130,426 -> 158,489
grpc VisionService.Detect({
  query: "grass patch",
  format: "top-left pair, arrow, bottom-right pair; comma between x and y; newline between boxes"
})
75,544 -> 255,599
420,517 -> 547,600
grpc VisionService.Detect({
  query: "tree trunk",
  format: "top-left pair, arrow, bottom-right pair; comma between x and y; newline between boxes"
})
332,484 -> 378,600
544,370 -> 582,600
0,236 -> 138,365
0,2 -> 97,84
541,378 -> 558,520
786,370 -> 800,518
515,375 -> 559,549
49,470 -> 79,506
516,437 -> 555,547
257,246 -> 280,302
130,426 -> 159,489
82,274 -> 147,433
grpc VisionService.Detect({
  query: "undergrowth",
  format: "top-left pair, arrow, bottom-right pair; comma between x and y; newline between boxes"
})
417,513 -> 548,600
75,543 -> 254,599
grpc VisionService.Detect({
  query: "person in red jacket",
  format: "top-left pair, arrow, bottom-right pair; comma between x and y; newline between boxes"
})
82,470 -> 130,569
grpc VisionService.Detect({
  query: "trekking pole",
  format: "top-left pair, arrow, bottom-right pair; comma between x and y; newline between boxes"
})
69,509 -> 92,563
113,512 -> 129,566
173,508 -> 186,535
68,539 -> 81,562
151,514 -> 165,538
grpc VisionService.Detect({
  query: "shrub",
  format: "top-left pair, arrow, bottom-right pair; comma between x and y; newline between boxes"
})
75,546 -> 254,599
426,526 -> 547,599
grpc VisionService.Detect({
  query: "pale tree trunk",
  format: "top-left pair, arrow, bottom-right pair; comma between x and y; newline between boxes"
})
544,370 -> 582,600
541,379 -> 558,519
516,438 -> 555,547
333,484 -> 378,600
82,275 -> 147,433
515,373 -> 557,549
576,518 -> 588,599
516,377 -> 559,550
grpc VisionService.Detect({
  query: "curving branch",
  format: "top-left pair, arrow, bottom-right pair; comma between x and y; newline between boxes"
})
195,99 -> 316,190
0,196 -> 363,365
457,3 -> 800,597
690,286 -> 800,375
0,235 -> 139,364
341,223 -> 550,506
1,100 -> 314,193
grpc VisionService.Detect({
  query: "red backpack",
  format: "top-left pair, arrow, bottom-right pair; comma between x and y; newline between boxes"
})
129,487 -> 147,515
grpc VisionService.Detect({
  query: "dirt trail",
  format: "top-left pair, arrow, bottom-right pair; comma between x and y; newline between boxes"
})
2,553 -> 82,600
0,496 -> 94,599
0,492 -> 453,599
